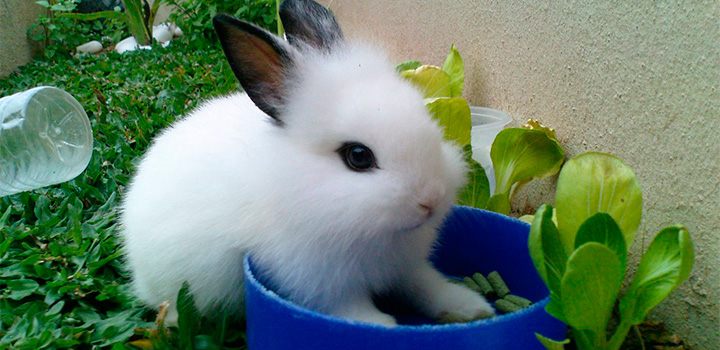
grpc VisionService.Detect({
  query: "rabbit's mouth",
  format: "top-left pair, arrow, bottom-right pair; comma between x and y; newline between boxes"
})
397,209 -> 445,234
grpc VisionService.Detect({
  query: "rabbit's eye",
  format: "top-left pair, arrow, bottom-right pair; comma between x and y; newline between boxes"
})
338,142 -> 377,172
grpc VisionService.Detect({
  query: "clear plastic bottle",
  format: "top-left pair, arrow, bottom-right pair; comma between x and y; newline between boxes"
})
0,86 -> 93,197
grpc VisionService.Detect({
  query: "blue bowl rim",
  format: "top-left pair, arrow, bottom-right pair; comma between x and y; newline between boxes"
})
243,206 -> 552,333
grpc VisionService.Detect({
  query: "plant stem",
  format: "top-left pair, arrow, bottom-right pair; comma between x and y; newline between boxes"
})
634,325 -> 646,350
607,321 -> 633,350
572,329 -> 604,350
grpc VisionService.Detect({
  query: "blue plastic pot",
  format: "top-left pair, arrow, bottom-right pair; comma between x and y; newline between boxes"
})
243,206 -> 566,350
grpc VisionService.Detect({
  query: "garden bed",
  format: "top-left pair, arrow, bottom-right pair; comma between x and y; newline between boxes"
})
0,36 -> 241,348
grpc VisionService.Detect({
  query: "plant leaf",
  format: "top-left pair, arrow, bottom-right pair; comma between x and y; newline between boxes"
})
58,10 -> 125,21
148,0 -> 163,33
457,146 -> 490,208
555,152 -> 642,252
486,193 -> 511,214
401,65 -> 452,98
7,279 -> 40,300
572,329 -> 602,350
545,294 -> 566,323
528,205 -> 568,322
529,205 -> 568,295
177,282 -> 201,350
424,96 -> 472,145
561,242 -> 623,334
536,333 -> 570,350
491,128 -> 565,196
122,0 -> 151,45
441,44 -> 464,97
574,213 -> 627,273
619,226 -> 694,325
396,60 -> 422,72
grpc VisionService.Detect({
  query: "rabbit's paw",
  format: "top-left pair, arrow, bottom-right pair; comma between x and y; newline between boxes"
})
432,282 -> 495,321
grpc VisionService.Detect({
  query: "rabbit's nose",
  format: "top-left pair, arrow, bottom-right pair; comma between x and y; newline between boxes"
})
417,182 -> 445,217
418,202 -> 434,217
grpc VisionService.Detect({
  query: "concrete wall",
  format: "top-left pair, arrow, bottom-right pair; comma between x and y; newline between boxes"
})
321,1 -> 719,348
0,0 -> 44,77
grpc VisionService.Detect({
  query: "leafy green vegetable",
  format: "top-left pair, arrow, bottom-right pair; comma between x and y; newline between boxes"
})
530,152 -> 695,350
489,128 -> 565,214
536,333 -> 570,350
485,193 -> 511,214
400,65 -> 452,98
619,226 -> 694,324
555,152 -> 642,252
528,205 -> 567,322
425,97 -> 471,145
457,146 -> 490,208
574,213 -> 627,273
396,60 -> 422,72
561,243 -> 623,347
441,44 -> 464,97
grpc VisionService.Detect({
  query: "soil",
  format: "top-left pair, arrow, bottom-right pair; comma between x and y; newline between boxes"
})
564,321 -> 690,350
622,321 -> 690,350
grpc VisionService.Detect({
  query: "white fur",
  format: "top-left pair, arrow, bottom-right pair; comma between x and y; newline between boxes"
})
120,42 -> 494,325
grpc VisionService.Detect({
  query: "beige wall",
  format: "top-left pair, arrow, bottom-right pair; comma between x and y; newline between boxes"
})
322,1 -> 719,348
0,0 -> 43,77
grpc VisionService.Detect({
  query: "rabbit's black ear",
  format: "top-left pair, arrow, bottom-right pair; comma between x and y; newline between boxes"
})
280,0 -> 343,52
213,14 -> 294,123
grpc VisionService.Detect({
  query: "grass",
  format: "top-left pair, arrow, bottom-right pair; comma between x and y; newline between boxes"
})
0,36 -> 242,349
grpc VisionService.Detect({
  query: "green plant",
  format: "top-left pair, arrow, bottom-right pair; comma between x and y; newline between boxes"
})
132,283 -> 245,349
398,48 -> 565,215
398,45 -> 471,147
166,0 -> 277,46
61,0 -> 163,46
120,0 -> 163,45
29,0 -> 127,58
0,33 -> 239,348
529,152 -> 695,350
484,123 -> 564,214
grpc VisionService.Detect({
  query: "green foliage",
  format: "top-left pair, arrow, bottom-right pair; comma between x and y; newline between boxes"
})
0,35 -> 238,348
398,46 -> 493,210
166,0 -> 277,46
528,205 -> 567,322
574,213 -> 627,273
177,283 -> 201,349
121,0 -> 153,45
398,47 -> 565,215
488,128 -> 565,214
562,243 -> 623,347
529,152 -> 695,350
441,44 -> 464,98
141,284 -> 245,349
400,65 -> 453,98
555,152 -> 642,252
29,0 -> 127,58
457,146 -> 490,208
618,226 -> 694,325
535,333 -> 570,350
398,44 -> 470,146
424,97 -> 471,146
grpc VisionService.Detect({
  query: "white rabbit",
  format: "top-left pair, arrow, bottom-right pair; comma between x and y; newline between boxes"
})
120,0 -> 494,326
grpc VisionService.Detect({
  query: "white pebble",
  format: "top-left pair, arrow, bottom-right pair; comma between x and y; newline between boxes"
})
153,23 -> 174,43
76,40 -> 103,54
115,36 -> 139,54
